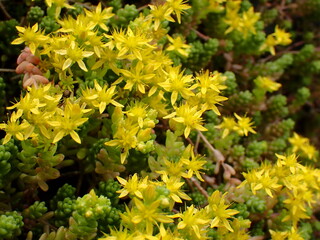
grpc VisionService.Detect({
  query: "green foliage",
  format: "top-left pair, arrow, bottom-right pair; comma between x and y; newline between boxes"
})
182,38 -> 219,71
96,179 -> 121,205
23,201 -> 47,219
0,145 -> 12,183
231,145 -> 245,158
50,184 -> 76,210
267,138 -> 287,155
67,190 -> 112,239
54,197 -> 76,227
245,195 -> 266,214
189,190 -> 206,206
110,4 -> 138,27
242,157 -> 259,171
265,94 -> 289,120
27,6 -> 44,24
232,203 -> 250,219
0,0 -> 320,239
0,19 -> 20,60
246,140 -> 267,159
222,71 -> 238,96
39,16 -> 60,33
67,3 -> 84,17
108,0 -> 122,12
0,211 -> 24,239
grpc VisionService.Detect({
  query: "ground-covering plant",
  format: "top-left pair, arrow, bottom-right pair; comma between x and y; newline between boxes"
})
0,0 -> 320,239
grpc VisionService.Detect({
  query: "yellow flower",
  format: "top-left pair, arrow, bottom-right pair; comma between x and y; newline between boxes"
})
105,120 -> 139,164
286,227 -> 304,240
241,169 -> 281,197
288,132 -> 317,159
233,113 -> 256,136
260,26 -> 292,55
84,34 -> 105,58
55,40 -> 94,71
94,80 -> 123,113
166,0 -> 191,24
161,174 -> 191,204
143,90 -> 169,117
260,34 -> 277,55
157,224 -> 183,240
180,145 -> 207,181
100,226 -> 134,240
301,143 -> 317,160
276,153 -> 301,174
47,100 -> 90,144
224,7 -> 242,35
215,116 -> 237,138
0,111 -> 34,144
11,23 -> 48,54
125,101 -> 157,129
116,173 -> 148,199
240,7 -> 260,37
282,192 -> 310,225
166,35 -> 191,57
58,14 -> 95,39
91,47 -> 119,73
131,198 -> 173,233
274,25 -> 292,45
149,3 -> 175,30
7,92 -> 46,116
111,27 -> 154,61
190,89 -> 228,115
194,70 -> 227,95
119,61 -> 155,94
254,76 -> 281,92
269,230 -> 288,240
206,190 -> 239,232
156,158 -> 186,179
45,0 -> 74,18
172,205 -> 210,239
164,103 -> 207,138
84,3 -> 114,32
224,4 -> 259,38
159,66 -> 195,105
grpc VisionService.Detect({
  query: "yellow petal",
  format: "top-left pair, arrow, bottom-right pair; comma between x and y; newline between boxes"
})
184,127 -> 191,138
15,132 -> 24,141
116,176 -> 127,185
63,58 -> 73,70
99,102 -> 107,114
16,26 -> 25,33
77,60 -> 88,72
11,38 -> 24,45
2,134 -> 12,144
210,217 -> 219,228
53,130 -> 65,143
70,130 -> 81,144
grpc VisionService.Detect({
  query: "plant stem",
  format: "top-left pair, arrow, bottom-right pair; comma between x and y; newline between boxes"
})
197,131 -> 225,162
190,177 -> 209,198
0,2 -> 12,19
0,68 -> 16,73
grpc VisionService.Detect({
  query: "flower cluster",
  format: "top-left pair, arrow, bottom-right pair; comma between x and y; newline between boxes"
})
2,84 -> 89,145
0,0 -> 319,239
260,25 -> 292,55
215,113 -> 256,138
288,132 -> 317,159
240,153 -> 320,237
6,0 -> 228,164
224,1 -> 261,38
101,173 -> 242,239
